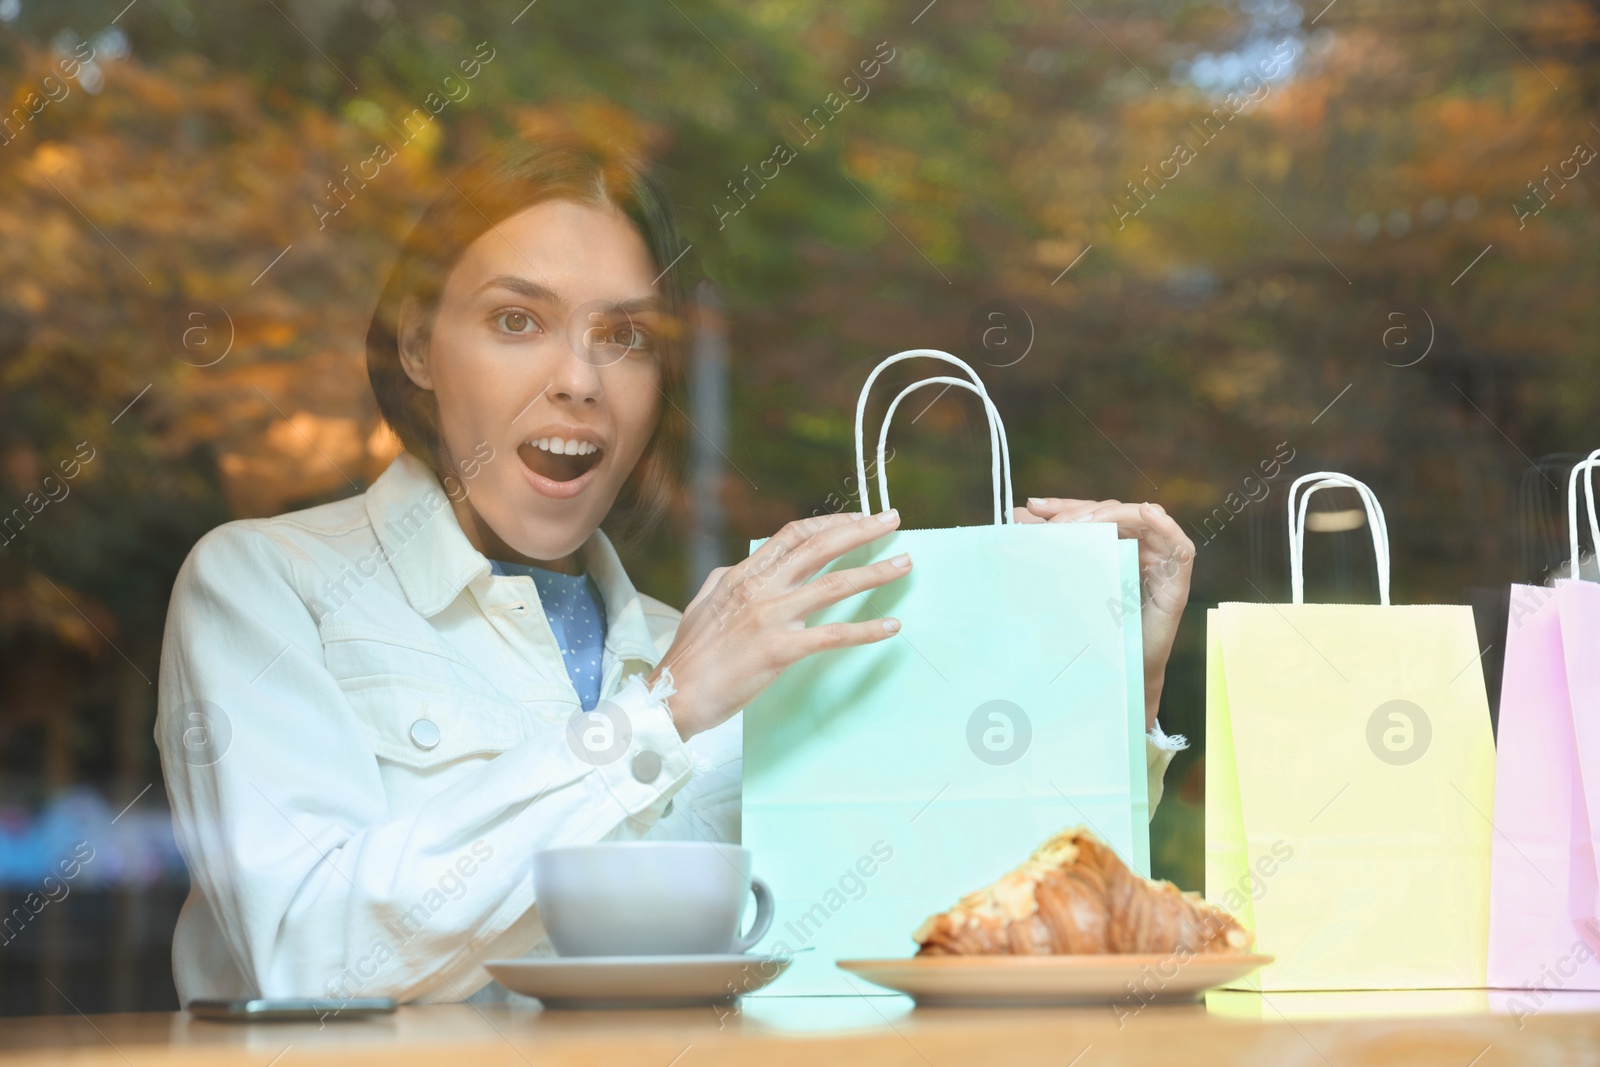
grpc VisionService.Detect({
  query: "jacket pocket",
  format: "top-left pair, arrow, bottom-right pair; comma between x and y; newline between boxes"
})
321,625 -> 487,690
340,675 -> 527,769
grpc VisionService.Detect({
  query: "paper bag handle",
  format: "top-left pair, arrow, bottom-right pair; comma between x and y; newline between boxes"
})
874,377 -> 1013,525
854,350 -> 1015,526
1567,449 -> 1600,580
1287,472 -> 1391,606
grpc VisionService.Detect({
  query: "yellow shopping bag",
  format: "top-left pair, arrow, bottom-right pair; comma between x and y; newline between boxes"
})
1206,473 -> 1496,990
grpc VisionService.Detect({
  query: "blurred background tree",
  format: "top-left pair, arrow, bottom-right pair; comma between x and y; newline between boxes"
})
1,0 -> 1597,1012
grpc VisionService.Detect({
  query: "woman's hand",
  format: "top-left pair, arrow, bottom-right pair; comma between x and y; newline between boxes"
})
1014,497 -> 1195,730
647,509 -> 912,740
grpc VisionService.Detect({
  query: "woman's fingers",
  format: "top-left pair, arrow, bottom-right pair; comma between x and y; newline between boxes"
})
1026,497 -> 1195,581
784,617 -> 903,660
1055,500 -> 1124,524
777,552 -> 913,620
1137,506 -> 1195,608
1136,504 -> 1192,562
1055,500 -> 1143,536
1125,504 -> 1193,573
1061,500 -> 1195,611
728,512 -> 857,601
742,511 -> 857,576
772,507 -> 903,587
1025,497 -> 1098,521
702,509 -> 902,627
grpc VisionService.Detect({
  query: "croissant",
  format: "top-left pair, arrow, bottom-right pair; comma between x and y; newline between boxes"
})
914,827 -> 1253,956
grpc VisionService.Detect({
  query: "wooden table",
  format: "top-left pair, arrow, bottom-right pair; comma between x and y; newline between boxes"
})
4,990 -> 1600,1066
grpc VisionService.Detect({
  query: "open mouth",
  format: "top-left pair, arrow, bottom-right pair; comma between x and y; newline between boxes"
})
518,437 -> 604,484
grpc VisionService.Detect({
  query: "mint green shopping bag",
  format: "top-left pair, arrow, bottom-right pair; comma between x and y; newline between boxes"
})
742,350 -> 1149,995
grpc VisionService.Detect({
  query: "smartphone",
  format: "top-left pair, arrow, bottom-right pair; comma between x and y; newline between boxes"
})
187,997 -> 397,1021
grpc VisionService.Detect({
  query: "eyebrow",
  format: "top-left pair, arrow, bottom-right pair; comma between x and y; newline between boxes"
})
476,275 -> 663,314
476,275 -> 562,303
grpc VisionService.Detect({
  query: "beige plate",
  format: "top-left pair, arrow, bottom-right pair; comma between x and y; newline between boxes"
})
837,953 -> 1274,1006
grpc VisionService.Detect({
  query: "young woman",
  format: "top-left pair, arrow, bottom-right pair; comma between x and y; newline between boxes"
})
155,138 -> 1194,1004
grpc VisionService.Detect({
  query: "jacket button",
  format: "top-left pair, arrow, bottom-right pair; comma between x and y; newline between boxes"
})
409,718 -> 441,750
631,750 -> 662,784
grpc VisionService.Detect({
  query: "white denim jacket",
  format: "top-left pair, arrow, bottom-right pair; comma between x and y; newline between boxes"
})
156,454 -> 1184,1003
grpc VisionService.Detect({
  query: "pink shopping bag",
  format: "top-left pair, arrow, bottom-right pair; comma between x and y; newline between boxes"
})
1488,450 -> 1600,990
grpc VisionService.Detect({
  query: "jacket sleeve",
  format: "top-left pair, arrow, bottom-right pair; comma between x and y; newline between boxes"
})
156,523 -> 695,1003
1145,719 -> 1188,818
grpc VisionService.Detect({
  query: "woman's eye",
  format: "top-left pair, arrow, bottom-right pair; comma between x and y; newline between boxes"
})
494,309 -> 539,335
613,325 -> 653,353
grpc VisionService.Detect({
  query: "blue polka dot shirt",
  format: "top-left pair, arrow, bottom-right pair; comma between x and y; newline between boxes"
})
489,559 -> 608,712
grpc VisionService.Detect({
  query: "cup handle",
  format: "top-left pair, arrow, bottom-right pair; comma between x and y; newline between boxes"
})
732,877 -> 774,953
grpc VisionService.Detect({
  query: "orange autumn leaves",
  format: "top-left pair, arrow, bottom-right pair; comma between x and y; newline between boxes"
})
2,44 -> 438,524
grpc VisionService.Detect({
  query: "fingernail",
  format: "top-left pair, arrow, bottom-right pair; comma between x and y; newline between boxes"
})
1027,497 -> 1044,507
882,618 -> 902,633
1144,502 -> 1165,516
876,508 -> 899,523
890,553 -> 911,568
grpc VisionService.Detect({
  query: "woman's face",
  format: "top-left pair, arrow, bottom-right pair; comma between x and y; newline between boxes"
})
401,198 -> 667,566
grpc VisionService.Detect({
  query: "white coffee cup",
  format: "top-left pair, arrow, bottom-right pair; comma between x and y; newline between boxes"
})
533,842 -> 774,957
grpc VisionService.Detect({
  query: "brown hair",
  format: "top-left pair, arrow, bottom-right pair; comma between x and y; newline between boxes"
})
366,136 -> 689,543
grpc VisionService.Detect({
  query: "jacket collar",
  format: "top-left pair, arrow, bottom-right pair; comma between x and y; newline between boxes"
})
365,454 -> 662,667
366,453 -> 489,618
576,529 -> 660,667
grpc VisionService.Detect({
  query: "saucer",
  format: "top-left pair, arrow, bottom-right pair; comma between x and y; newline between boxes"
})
837,953 -> 1274,1006
485,953 -> 793,1009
